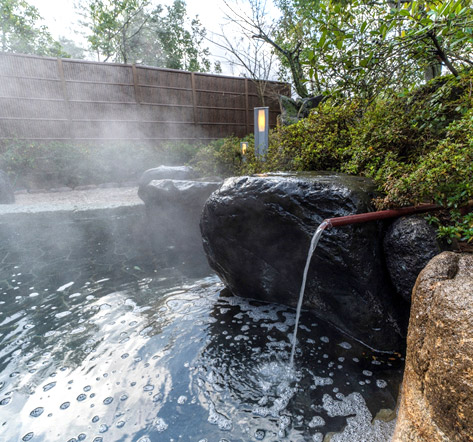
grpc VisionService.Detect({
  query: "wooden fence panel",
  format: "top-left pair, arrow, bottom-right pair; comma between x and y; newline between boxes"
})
0,52 -> 289,144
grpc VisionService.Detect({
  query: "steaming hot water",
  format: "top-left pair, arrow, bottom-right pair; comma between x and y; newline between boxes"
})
0,245 -> 403,441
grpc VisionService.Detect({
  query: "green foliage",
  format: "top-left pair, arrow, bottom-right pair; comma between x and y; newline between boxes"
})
190,136 -> 251,177
267,101 -> 359,171
270,0 -> 473,99
0,140 -> 198,189
194,72 -> 473,244
0,0 -> 68,56
78,0 -> 218,72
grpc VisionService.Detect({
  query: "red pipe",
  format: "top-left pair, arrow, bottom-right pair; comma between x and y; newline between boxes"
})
324,203 -> 441,229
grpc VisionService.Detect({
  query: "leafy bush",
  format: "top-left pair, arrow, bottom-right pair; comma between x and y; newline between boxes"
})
192,72 -> 473,244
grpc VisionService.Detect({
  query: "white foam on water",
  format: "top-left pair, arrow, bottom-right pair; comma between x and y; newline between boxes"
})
208,402 -> 232,431
322,392 -> 396,441
308,415 -> 326,428
55,311 -> 72,319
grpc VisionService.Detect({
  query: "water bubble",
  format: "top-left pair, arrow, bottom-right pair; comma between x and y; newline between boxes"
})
143,384 -> 154,392
320,336 -> 330,343
137,437 -> 151,442
98,424 -> 108,433
120,394 -> 128,401
93,438 -> 103,442
43,382 -> 56,391
78,434 -> 86,441
0,397 -> 11,405
339,342 -> 352,350
77,394 -> 87,402
362,370 -> 373,377
92,416 -> 100,423
376,379 -> 388,388
103,397 -> 113,405
30,407 -> 44,417
254,429 -> 266,440
60,402 -> 71,410
84,385 -> 91,392
22,433 -> 34,441
116,420 -> 125,428
121,353 -> 129,359
177,395 -> 187,404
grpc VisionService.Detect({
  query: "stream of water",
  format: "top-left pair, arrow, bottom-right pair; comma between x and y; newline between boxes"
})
290,221 -> 329,367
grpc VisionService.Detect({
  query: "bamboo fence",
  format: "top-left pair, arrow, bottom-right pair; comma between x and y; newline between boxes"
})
0,52 -> 289,144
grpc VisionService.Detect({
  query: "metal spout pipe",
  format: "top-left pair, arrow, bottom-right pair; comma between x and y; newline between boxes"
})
324,203 -> 440,229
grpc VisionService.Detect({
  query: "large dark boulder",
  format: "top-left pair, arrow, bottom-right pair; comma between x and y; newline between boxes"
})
383,216 -> 441,303
0,170 -> 14,204
139,179 -> 222,265
200,173 -> 404,351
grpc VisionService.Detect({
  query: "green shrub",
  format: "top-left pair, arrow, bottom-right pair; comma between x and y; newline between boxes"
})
267,101 -> 360,172
190,136 -> 254,177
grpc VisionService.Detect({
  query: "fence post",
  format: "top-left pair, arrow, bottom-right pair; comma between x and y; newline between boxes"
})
132,64 -> 141,104
57,58 -> 74,140
132,64 -> 145,141
245,78 -> 250,135
191,72 -> 198,142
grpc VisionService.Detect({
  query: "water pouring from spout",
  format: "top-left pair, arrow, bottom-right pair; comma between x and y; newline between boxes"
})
289,220 -> 330,367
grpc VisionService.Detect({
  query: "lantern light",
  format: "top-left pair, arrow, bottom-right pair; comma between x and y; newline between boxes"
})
254,107 -> 269,158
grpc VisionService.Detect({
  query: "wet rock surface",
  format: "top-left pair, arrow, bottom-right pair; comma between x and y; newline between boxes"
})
139,179 -> 221,264
383,216 -> 441,302
0,170 -> 14,204
393,252 -> 473,441
138,165 -> 196,190
200,173 -> 405,351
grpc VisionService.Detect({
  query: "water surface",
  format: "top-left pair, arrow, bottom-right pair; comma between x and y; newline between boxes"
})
0,259 -> 403,441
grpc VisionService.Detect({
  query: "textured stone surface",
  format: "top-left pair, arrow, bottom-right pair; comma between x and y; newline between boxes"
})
393,252 -> 473,442
140,179 -> 221,263
0,170 -> 14,204
200,172 -> 405,351
138,165 -> 196,190
383,216 -> 441,302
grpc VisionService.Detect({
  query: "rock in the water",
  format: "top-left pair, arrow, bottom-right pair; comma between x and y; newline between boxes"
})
138,165 -> 196,190
383,216 -> 441,302
200,172 -> 404,351
139,179 -> 221,265
0,170 -> 14,204
393,252 -> 473,441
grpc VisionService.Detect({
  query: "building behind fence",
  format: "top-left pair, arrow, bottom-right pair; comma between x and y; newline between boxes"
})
0,52 -> 289,145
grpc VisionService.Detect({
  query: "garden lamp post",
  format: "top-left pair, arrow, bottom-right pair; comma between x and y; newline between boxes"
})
254,107 -> 269,158
240,141 -> 248,162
